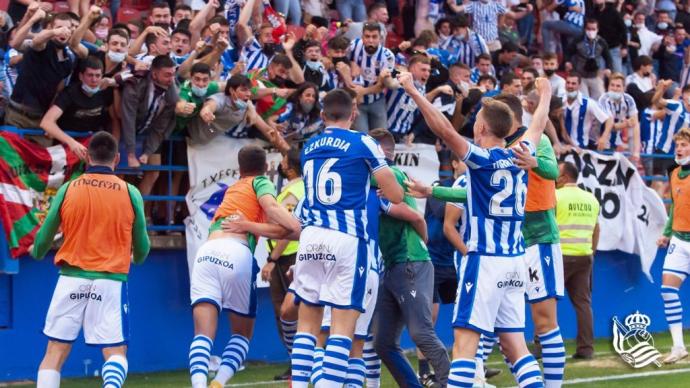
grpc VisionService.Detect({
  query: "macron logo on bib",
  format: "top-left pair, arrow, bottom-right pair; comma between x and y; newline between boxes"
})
465,282 -> 474,293
358,266 -> 365,277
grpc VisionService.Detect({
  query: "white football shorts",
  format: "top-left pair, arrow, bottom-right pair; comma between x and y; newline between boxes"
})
524,243 -> 564,303
663,236 -> 690,281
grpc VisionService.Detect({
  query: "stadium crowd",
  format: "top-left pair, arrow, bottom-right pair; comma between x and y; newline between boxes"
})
6,0 -> 690,387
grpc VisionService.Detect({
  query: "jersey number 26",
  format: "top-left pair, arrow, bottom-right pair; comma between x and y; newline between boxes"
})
489,170 -> 527,217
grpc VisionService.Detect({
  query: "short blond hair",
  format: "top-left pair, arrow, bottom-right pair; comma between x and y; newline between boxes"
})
479,98 -> 514,139
674,127 -> 690,143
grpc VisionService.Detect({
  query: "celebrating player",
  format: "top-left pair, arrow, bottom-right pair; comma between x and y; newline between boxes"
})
32,132 -> 150,388
657,127 -> 690,364
398,71 -> 552,388
289,89 -> 404,387
187,145 -> 301,388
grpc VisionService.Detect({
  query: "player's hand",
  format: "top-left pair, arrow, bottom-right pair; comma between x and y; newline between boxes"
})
69,139 -> 88,161
512,142 -> 538,170
200,106 -> 215,124
403,178 -> 432,198
657,236 -> 670,247
261,261 -> 275,281
397,71 -> 415,93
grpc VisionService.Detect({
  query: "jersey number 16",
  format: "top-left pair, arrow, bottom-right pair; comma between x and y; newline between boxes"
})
304,158 -> 342,205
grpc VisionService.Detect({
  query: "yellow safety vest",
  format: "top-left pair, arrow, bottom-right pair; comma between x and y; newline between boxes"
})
267,178 -> 305,256
555,185 -> 600,256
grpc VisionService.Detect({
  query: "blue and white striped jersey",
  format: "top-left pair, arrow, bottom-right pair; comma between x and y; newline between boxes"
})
655,100 -> 688,154
348,39 -> 395,104
442,31 -> 489,68
385,83 -> 426,135
428,0 -> 446,25
464,1 -> 507,43
470,65 -> 496,84
639,108 -> 660,154
240,37 -> 271,71
563,93 -> 610,148
598,93 -> 638,149
224,0 -> 242,37
557,0 -> 585,28
463,142 -> 534,257
300,127 -> 388,240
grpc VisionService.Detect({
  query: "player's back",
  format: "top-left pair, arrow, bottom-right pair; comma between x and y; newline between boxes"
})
300,127 -> 387,240
57,170 -> 135,273
464,144 -> 528,257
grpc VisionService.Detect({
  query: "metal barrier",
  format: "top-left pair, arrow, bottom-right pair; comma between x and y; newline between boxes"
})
1,126 -> 187,232
1,126 -> 678,229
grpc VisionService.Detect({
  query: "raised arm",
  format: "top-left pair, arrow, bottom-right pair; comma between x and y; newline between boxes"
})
247,105 -> 291,152
235,0 -> 257,47
523,77 -> 553,147
189,0 -> 220,43
40,105 -> 87,161
11,5 -> 45,49
70,5 -> 102,59
397,71 -> 470,158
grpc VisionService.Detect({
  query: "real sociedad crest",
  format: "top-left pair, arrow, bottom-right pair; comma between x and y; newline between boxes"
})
612,311 -> 662,368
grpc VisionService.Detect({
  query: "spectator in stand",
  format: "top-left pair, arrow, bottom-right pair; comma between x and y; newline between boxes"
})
435,17 -> 452,50
173,4 -> 193,28
655,10 -> 674,35
626,55 -> 655,112
678,1 -> 690,32
566,19 -> 612,99
170,29 -> 193,65
469,53 -> 495,84
274,0 -> 301,26
323,36 -> 358,91
543,52 -> 566,98
490,41 -> 520,82
597,73 -> 641,159
654,32 -> 685,83
126,19 -> 143,40
589,0 -> 627,74
541,0 -> 586,54
299,40 -> 329,91
0,26 -> 21,110
500,72 -> 522,96
5,12 -> 80,134
448,0 -> 532,52
531,54 -> 544,76
561,73 -> 613,149
336,0 -> 367,22
556,161 -> 600,361
194,74 -> 289,150
120,54 -> 178,202
441,14 -> 489,69
246,54 -> 300,120
236,0 -> 279,72
342,3 -> 389,41
176,62 -> 222,134
149,2 -> 173,30
348,22 -> 395,132
650,80 -> 690,176
521,68 -> 538,93
632,11 -> 662,57
623,12 -> 640,74
40,57 -> 116,160
274,82 -> 322,144
0,9 -> 14,49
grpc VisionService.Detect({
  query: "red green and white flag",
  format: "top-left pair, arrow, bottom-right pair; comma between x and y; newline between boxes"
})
0,131 -> 85,258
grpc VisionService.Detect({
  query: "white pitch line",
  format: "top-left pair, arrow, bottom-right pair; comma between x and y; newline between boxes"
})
502,366 -> 690,388
225,381 -> 284,387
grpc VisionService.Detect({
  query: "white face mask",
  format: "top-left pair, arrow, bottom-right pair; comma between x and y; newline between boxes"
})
634,23 -> 645,29
608,91 -> 622,100
675,155 -> 690,165
567,90 -> 578,99
624,19 -> 632,27
107,50 -> 126,63
586,30 -> 598,40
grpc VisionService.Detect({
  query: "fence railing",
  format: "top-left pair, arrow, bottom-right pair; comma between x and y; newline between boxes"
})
2,126 -> 678,229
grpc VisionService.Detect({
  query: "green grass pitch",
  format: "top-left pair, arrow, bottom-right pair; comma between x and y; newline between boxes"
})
9,331 -> 690,387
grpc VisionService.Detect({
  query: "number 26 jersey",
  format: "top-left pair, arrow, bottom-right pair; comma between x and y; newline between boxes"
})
300,127 -> 388,240
463,141 -> 534,257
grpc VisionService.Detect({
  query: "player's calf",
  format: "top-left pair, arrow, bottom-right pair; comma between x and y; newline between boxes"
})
37,340 -> 72,388
363,335 -> 381,388
101,354 -> 128,388
189,334 -> 213,388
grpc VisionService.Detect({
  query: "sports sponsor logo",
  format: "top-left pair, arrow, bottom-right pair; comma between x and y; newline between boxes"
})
497,271 -> 524,289
612,311 -> 661,368
298,243 -> 336,261
70,284 -> 102,301
197,255 -> 234,269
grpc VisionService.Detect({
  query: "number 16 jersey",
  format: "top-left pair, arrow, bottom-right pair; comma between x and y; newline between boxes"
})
463,142 -> 534,256
300,127 -> 388,240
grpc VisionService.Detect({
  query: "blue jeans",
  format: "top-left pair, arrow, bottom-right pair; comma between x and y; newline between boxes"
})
609,46 -> 623,74
517,12 -> 535,48
336,0 -> 367,22
273,0 -> 301,26
541,20 -> 583,53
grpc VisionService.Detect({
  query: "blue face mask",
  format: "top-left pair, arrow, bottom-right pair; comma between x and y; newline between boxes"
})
82,83 -> 100,95
234,98 -> 248,110
191,85 -> 208,97
306,60 -> 321,71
